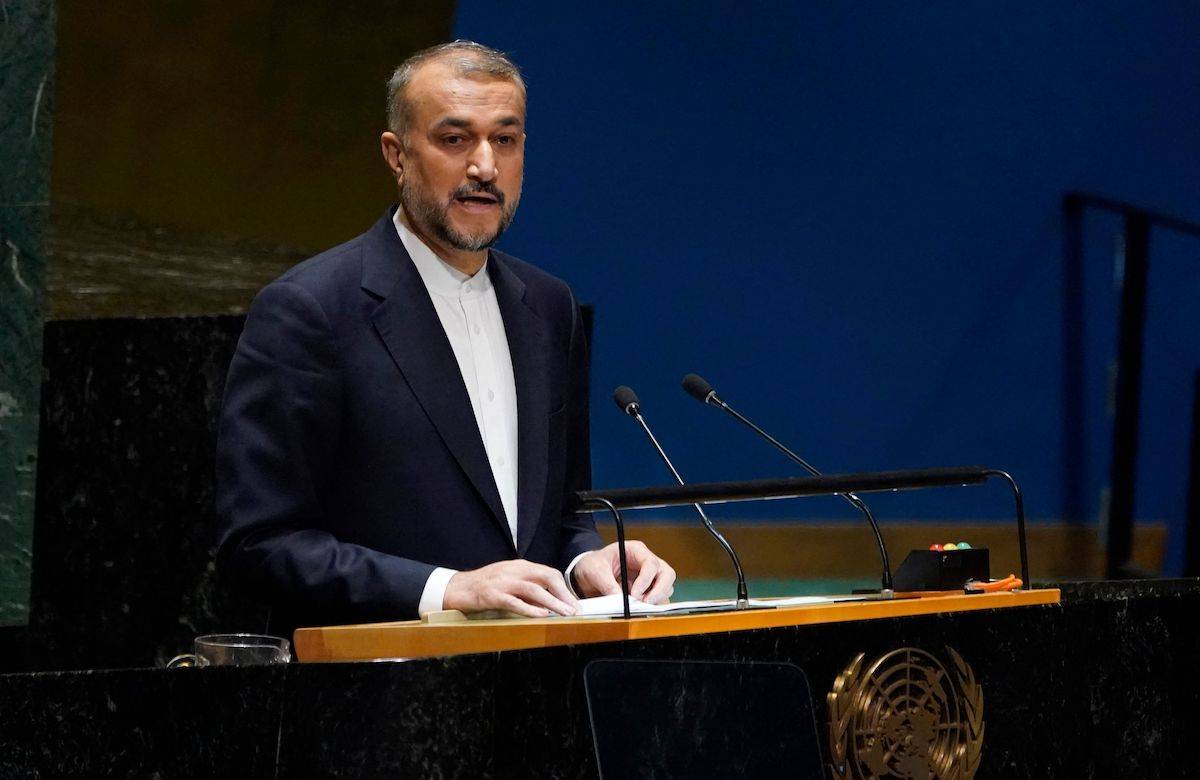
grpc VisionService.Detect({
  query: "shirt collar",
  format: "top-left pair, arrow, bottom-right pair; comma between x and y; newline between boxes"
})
392,208 -> 492,298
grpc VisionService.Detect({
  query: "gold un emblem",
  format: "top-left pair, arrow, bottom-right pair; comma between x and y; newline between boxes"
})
827,647 -> 984,779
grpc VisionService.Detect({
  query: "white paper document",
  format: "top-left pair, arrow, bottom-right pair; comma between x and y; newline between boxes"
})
572,593 -> 843,618
752,595 -> 844,607
573,595 -> 731,616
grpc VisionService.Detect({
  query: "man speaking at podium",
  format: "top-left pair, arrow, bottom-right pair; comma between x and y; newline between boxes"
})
215,41 -> 674,628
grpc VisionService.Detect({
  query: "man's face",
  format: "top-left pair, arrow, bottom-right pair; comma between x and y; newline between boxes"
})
391,61 -> 526,253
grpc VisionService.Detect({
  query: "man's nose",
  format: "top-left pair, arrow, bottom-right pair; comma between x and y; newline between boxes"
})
466,140 -> 497,182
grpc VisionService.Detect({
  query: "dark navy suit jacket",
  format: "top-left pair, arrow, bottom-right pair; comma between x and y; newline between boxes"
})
215,209 -> 600,626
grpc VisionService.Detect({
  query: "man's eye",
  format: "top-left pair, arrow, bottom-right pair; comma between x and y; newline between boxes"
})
443,136 -> 465,146
495,136 -> 514,146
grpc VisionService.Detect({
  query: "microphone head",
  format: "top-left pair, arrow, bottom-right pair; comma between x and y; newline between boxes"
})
612,385 -> 641,415
682,373 -> 715,404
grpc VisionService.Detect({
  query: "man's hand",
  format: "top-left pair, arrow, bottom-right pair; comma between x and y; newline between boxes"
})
572,541 -> 676,604
444,560 -> 579,618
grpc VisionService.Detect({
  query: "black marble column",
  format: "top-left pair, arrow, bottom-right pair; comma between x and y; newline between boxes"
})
0,316 -> 269,672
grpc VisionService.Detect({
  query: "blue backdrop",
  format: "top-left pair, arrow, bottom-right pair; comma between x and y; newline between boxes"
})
452,3 -> 1200,572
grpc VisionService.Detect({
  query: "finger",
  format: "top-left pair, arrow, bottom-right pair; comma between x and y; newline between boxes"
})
592,570 -> 622,596
515,580 -> 576,617
618,540 -> 648,562
545,570 -> 581,608
607,540 -> 644,572
526,564 -> 580,607
629,557 -> 660,601
498,593 -> 553,619
578,560 -> 621,597
642,564 -> 676,604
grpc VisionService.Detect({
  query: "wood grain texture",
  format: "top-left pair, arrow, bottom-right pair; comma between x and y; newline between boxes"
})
294,588 -> 1061,662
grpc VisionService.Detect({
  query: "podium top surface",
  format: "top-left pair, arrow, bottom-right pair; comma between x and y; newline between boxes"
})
293,588 -> 1060,663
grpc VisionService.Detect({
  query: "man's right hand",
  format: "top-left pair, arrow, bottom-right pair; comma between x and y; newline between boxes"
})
443,560 -> 579,618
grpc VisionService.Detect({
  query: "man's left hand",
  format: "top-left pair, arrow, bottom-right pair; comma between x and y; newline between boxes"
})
572,541 -> 676,604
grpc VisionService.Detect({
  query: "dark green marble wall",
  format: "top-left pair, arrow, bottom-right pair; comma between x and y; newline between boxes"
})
0,0 -> 54,625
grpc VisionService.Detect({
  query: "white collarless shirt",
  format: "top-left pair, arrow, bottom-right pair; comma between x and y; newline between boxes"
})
394,213 -> 520,614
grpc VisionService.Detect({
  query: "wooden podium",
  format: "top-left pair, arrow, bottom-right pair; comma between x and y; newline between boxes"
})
297,467 -> 1041,662
294,588 -> 1059,662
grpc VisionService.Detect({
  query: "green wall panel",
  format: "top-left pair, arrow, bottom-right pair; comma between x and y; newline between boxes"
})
0,0 -> 54,625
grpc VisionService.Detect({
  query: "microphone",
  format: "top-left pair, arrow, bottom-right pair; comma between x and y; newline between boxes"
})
611,386 -> 750,608
613,385 -> 641,415
682,373 -> 894,594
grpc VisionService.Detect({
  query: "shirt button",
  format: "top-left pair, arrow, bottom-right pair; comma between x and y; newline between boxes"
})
497,457 -> 506,467
474,325 -> 481,335
487,389 -> 495,402
464,283 -> 473,292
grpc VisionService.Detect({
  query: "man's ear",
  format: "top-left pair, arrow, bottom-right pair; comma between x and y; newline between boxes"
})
380,131 -> 405,181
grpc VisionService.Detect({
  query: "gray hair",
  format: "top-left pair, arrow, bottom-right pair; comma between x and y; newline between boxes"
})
386,40 -> 526,139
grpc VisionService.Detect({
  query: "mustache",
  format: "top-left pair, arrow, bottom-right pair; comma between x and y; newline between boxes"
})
451,181 -> 506,206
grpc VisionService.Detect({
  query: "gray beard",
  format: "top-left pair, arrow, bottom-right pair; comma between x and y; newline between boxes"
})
400,179 -> 519,252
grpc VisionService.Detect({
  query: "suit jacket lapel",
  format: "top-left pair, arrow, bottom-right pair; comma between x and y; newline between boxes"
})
362,211 -> 512,550
490,256 -> 550,558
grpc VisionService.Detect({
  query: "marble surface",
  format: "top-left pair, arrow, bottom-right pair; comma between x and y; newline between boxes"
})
0,0 -> 55,626
0,579 -> 1198,776
583,659 -> 824,778
0,316 -> 268,672
279,658 -> 498,777
45,203 -> 306,319
0,665 -> 283,777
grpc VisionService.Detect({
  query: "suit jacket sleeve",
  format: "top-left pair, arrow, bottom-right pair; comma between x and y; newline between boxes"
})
556,293 -> 603,569
215,280 -> 435,621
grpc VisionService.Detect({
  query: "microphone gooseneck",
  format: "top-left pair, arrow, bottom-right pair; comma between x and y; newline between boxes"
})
681,373 -> 895,594
611,386 -> 751,608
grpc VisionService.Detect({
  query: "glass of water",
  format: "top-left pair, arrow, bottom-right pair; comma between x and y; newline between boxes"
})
167,633 -> 290,667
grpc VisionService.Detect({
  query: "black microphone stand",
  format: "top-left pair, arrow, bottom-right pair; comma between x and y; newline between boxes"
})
684,375 -> 894,595
572,465 -> 1029,593
615,388 -> 751,609
591,496 -> 633,619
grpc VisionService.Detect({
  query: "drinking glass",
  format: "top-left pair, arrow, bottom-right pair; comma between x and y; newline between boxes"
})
167,633 -> 290,667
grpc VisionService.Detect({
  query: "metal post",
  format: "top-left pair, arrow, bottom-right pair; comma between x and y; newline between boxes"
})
1184,371 -> 1200,577
1105,213 -> 1151,579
